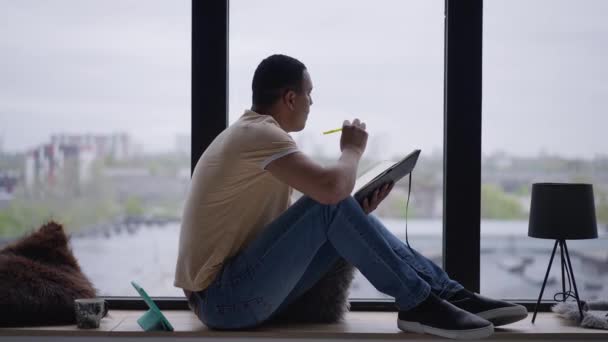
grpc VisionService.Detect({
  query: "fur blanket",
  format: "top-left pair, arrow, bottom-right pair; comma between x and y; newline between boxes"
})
265,257 -> 356,324
552,301 -> 608,330
0,222 -> 97,326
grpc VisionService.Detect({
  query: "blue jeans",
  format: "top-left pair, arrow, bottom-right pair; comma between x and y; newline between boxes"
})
188,196 -> 463,330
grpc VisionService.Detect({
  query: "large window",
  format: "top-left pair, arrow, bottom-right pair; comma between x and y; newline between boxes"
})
229,0 -> 445,300
482,0 -> 608,300
0,1 -> 191,296
13,0 -> 590,305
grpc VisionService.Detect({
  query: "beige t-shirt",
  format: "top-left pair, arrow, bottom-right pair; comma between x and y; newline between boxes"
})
174,110 -> 299,292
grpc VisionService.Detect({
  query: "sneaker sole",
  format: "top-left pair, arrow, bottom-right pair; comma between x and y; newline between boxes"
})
476,306 -> 528,326
398,319 -> 494,339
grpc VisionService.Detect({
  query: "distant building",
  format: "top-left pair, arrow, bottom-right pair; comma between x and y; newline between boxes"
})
50,133 -> 132,161
25,133 -> 132,191
0,170 -> 18,206
0,170 -> 18,192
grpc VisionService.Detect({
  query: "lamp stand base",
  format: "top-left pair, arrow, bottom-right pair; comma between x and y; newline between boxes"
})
531,239 -> 584,323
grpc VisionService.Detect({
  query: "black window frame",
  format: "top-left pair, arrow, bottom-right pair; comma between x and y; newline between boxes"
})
107,0 -> 550,312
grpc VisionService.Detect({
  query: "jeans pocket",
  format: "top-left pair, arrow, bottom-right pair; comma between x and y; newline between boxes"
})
187,294 -> 197,312
198,290 -> 209,314
209,262 -> 230,289
186,291 -> 205,322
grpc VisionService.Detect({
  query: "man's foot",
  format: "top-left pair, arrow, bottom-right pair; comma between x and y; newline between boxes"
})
447,289 -> 528,326
398,292 -> 494,340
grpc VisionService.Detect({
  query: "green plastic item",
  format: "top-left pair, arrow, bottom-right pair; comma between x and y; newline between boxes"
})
131,281 -> 174,332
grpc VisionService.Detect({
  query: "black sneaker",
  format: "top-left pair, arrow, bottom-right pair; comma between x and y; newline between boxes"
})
398,292 -> 494,339
447,289 -> 528,326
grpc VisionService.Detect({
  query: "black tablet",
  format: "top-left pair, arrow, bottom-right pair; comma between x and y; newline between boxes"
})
353,149 -> 421,203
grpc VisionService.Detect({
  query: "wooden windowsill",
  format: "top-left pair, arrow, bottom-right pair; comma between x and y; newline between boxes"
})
1,311 -> 607,340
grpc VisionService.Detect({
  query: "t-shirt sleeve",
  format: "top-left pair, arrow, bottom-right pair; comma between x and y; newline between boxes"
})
242,123 -> 299,170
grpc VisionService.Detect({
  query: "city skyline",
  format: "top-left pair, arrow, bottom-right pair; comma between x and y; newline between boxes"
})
1,0 -> 607,159
4,130 -> 608,162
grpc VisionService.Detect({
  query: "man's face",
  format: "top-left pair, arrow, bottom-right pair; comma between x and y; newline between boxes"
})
291,69 -> 313,131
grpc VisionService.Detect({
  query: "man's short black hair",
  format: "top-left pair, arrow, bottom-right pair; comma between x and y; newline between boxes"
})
252,54 -> 307,109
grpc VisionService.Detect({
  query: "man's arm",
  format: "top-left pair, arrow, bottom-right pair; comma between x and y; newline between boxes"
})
266,119 -> 368,205
265,148 -> 362,205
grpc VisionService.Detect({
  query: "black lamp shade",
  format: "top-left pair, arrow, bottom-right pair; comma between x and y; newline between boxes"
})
528,183 -> 598,240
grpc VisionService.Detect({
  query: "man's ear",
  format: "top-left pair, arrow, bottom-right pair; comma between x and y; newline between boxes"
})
283,90 -> 297,111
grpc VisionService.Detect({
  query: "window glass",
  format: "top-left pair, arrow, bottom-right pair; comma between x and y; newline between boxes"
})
0,0 -> 191,296
482,0 -> 608,300
230,0 -> 444,300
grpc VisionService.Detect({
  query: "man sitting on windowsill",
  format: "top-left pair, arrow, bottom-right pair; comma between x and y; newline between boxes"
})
174,54 -> 527,340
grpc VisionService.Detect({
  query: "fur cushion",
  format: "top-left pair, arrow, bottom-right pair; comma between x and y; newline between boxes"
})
552,301 -> 608,330
0,221 -> 97,326
265,257 -> 356,324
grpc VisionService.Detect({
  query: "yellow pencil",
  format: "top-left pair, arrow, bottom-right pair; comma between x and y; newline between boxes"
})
322,128 -> 342,135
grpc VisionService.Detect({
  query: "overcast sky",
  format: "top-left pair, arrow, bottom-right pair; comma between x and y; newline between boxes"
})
1,0 -> 607,160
